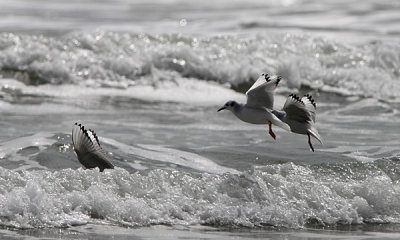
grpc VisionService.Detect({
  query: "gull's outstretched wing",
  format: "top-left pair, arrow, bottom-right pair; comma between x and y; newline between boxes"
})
301,94 -> 316,122
72,123 -> 114,172
282,94 -> 314,123
246,73 -> 281,109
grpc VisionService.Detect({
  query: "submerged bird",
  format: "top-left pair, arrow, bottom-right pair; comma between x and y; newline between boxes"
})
218,73 -> 290,139
272,94 -> 323,152
72,123 -> 114,171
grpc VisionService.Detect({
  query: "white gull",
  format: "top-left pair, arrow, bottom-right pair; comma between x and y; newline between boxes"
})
272,94 -> 323,152
218,73 -> 290,139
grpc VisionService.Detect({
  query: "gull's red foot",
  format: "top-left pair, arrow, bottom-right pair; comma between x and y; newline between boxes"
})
308,133 -> 315,152
268,121 -> 276,140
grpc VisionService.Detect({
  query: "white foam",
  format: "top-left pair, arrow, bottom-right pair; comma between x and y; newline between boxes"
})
0,158 -> 400,229
0,78 -> 245,107
2,31 -> 400,103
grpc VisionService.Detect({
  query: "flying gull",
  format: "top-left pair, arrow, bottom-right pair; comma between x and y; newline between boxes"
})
218,73 -> 290,139
272,94 -> 323,152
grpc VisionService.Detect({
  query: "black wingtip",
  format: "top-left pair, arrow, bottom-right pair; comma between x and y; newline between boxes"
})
276,76 -> 281,86
304,94 -> 316,108
264,74 -> 270,82
289,94 -> 304,105
74,123 -> 97,145
289,93 -> 301,101
83,129 -> 91,143
89,130 -> 100,146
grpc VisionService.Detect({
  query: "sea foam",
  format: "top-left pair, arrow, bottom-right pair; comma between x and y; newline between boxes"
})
1,32 -> 400,102
1,158 -> 400,229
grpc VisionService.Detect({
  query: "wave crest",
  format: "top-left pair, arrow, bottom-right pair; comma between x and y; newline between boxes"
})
0,32 -> 399,101
1,159 -> 400,229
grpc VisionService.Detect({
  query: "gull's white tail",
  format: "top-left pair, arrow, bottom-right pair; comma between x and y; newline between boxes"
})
308,127 -> 323,145
268,110 -> 291,132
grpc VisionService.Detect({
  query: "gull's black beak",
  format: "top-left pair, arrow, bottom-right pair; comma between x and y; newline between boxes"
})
217,106 -> 226,112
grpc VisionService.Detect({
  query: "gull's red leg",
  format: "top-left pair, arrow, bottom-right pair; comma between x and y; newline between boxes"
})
268,121 -> 276,140
308,133 -> 315,152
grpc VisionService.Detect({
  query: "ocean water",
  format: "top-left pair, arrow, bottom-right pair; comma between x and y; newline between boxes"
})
1,0 -> 400,239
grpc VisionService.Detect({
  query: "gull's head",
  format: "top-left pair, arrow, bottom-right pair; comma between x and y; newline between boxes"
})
218,101 -> 238,112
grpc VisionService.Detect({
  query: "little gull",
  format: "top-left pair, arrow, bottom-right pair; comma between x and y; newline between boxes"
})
218,73 -> 290,139
72,123 -> 114,171
272,94 -> 323,152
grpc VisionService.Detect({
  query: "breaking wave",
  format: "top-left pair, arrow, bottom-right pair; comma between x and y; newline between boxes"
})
0,31 -> 399,101
1,158 -> 400,229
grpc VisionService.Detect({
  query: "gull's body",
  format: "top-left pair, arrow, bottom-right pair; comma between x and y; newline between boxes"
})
229,102 -> 289,126
218,74 -> 290,138
72,123 -> 114,171
233,104 -> 275,124
272,94 -> 323,151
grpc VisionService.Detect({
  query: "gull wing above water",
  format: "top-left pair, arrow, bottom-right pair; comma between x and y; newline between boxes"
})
246,73 -> 281,109
301,94 -> 316,122
282,94 -> 323,145
72,123 -> 114,172
282,94 -> 314,123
